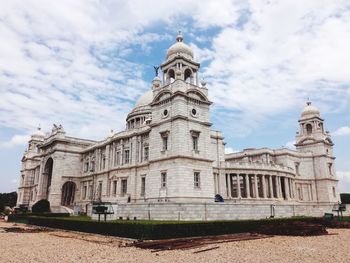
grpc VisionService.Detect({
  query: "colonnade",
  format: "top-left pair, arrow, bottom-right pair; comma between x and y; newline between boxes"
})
225,173 -> 295,200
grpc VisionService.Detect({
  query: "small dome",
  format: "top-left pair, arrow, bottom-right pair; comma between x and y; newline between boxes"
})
166,32 -> 193,60
31,127 -> 45,139
134,90 -> 153,108
301,101 -> 320,119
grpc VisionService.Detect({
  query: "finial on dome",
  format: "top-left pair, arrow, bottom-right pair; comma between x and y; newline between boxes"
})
306,97 -> 311,106
176,30 -> 183,42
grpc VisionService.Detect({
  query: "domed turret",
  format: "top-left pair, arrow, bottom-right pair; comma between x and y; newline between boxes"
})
31,126 -> 45,140
300,101 -> 320,120
166,32 -> 193,60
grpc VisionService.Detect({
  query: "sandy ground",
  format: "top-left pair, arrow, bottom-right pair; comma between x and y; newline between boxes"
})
1,221 -> 350,263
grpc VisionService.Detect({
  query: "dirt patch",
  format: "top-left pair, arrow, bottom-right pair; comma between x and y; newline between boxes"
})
257,221 -> 328,236
0,226 -> 52,233
48,232 -> 126,247
131,232 -> 272,252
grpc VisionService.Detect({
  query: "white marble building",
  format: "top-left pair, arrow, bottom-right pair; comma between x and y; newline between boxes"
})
17,33 -> 340,219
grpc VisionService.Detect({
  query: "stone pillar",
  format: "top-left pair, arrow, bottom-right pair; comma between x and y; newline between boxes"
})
237,174 -> 241,198
269,175 -> 273,198
105,145 -> 110,170
245,174 -> 250,198
276,176 -> 281,198
262,175 -> 267,198
284,177 -> 290,200
254,174 -> 259,198
226,174 -> 231,198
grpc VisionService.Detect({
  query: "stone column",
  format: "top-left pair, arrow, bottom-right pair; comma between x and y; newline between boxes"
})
276,176 -> 281,198
237,174 -> 241,198
105,144 -> 110,170
254,174 -> 259,198
262,175 -> 267,198
226,174 -> 231,198
245,174 -> 250,198
284,177 -> 290,200
269,175 -> 273,198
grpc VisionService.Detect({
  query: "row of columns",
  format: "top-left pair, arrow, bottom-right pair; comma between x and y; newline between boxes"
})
226,173 -> 295,200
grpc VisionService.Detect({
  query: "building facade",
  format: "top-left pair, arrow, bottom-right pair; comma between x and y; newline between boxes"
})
17,33 -> 340,219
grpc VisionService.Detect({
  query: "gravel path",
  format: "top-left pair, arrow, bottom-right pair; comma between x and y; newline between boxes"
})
1,221 -> 349,263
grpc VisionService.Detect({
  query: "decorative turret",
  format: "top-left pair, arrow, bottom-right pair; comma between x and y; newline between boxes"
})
161,32 -> 200,86
27,126 -> 45,154
295,101 -> 333,155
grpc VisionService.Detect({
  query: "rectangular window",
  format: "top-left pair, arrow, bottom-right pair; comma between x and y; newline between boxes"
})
84,162 -> 89,172
333,186 -> 336,198
192,136 -> 198,151
124,150 -> 130,164
102,155 -> 106,169
144,146 -> 149,161
194,172 -> 200,188
141,176 -> 146,197
121,179 -> 127,196
161,172 -> 167,188
328,163 -> 333,176
98,181 -> 102,199
88,184 -> 93,200
83,185 -> 87,199
295,162 -> 300,176
162,137 -> 168,151
90,161 -> 95,172
116,151 -> 121,165
112,181 -> 117,195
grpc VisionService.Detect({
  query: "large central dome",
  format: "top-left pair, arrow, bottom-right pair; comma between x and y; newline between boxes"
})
166,32 -> 193,60
134,90 -> 153,108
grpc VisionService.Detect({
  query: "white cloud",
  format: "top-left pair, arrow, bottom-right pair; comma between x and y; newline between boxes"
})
202,1 -> 350,136
0,0 -> 349,143
337,171 -> 350,193
285,140 -> 296,150
0,0 -> 246,140
332,127 -> 350,136
0,135 -> 30,149
225,147 -> 239,154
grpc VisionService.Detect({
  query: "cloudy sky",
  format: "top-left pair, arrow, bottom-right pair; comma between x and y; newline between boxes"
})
0,0 -> 350,193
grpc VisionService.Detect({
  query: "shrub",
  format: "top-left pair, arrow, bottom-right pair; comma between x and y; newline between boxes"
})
10,216 -> 323,240
31,199 -> 50,213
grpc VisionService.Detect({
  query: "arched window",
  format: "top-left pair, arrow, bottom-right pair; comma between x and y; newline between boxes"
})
184,68 -> 192,83
306,124 -> 312,135
167,69 -> 175,83
61,181 -> 76,206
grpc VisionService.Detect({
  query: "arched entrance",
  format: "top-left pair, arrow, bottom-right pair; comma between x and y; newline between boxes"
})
61,182 -> 76,206
42,158 -> 53,199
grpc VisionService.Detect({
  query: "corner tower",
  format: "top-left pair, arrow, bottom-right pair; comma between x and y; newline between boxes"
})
295,101 -> 339,203
295,101 -> 333,155
146,32 -> 217,203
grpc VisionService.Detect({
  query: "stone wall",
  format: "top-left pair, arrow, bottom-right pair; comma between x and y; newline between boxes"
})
90,202 -> 349,221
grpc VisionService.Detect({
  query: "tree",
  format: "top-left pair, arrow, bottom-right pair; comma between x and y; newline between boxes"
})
0,192 -> 18,212
340,193 -> 350,204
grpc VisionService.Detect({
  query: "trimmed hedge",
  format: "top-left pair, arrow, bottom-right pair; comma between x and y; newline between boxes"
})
8,215 -> 326,240
8,213 -> 70,221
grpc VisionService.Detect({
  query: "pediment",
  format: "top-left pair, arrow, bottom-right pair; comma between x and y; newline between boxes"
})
154,91 -> 172,103
186,89 -> 208,102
